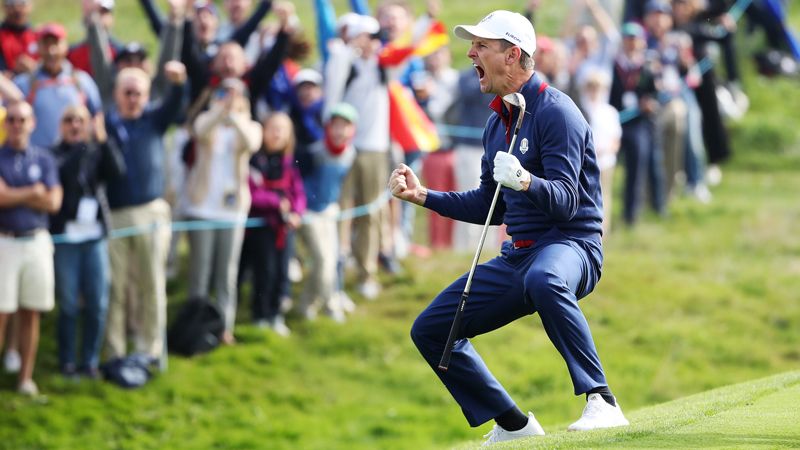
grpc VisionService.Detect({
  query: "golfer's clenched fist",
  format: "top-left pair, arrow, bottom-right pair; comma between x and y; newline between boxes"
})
389,163 -> 427,206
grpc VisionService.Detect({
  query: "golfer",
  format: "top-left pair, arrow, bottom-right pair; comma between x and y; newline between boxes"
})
388,10 -> 629,445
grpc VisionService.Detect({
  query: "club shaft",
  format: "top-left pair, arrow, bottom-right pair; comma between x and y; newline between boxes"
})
438,127 -> 522,372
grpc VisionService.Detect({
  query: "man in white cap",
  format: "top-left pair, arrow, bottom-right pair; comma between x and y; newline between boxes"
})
389,10 -> 628,445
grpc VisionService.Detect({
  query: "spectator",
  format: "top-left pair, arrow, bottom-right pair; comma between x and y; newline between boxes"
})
326,13 -> 389,300
447,67 -> 498,253
241,111 -> 306,336
416,46 -> 458,250
532,35 -> 571,91
140,0 -> 270,66
184,77 -> 262,345
643,0 -> 688,201
0,71 -> 23,140
68,0 -> 123,76
0,72 -> 22,374
49,105 -> 125,378
0,0 -> 37,76
182,2 -> 293,122
562,0 -> 621,100
671,0 -> 734,186
288,68 -> 324,181
103,62 -> 186,362
578,70 -> 621,235
13,22 -> 102,149
87,0 -> 185,106
218,0 -> 273,64
296,103 -> 358,322
0,100 -> 63,395
609,22 -> 664,225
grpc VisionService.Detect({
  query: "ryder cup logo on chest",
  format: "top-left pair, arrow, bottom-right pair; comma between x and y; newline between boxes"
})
28,163 -> 42,182
520,138 -> 529,154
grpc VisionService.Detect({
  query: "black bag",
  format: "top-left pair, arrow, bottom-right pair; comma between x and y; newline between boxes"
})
167,297 -> 225,356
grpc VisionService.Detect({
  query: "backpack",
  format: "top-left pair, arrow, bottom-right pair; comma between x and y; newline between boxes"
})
167,297 -> 225,357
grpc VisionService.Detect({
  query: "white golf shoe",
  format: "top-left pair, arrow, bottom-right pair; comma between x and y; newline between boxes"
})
567,393 -> 630,431
482,412 -> 545,446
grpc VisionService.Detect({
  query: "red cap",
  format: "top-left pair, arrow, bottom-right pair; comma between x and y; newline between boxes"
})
536,35 -> 555,53
37,23 -> 67,41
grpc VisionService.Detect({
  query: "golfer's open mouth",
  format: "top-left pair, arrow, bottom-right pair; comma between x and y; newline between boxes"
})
473,63 -> 485,81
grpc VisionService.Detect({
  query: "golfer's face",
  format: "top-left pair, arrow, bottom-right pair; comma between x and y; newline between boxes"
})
467,37 -> 509,95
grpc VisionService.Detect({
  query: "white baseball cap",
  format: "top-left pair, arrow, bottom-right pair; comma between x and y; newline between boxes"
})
345,14 -> 380,40
293,68 -> 323,87
454,10 -> 537,56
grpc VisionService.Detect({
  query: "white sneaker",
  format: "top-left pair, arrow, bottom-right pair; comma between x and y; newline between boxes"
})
4,350 -> 21,373
338,291 -> 356,313
270,316 -> 291,337
482,412 -> 545,446
567,393 -> 630,431
357,280 -> 381,300
17,379 -> 39,396
706,164 -> 722,186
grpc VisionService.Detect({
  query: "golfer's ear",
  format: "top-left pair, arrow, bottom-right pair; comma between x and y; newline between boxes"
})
507,46 -> 521,65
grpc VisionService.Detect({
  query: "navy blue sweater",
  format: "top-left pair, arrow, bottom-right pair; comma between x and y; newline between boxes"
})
105,84 -> 184,209
425,74 -> 603,243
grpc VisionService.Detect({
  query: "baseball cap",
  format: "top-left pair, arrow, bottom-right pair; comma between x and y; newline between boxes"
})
98,0 -> 114,11
345,14 -> 380,40
454,10 -> 537,56
293,68 -> 323,87
194,0 -> 218,16
329,103 -> 358,124
621,22 -> 646,39
115,42 -> 148,63
37,23 -> 67,41
536,35 -> 555,54
645,0 -> 672,15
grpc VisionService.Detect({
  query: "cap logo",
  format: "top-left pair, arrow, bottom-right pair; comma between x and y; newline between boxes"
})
505,32 -> 521,44
480,13 -> 494,24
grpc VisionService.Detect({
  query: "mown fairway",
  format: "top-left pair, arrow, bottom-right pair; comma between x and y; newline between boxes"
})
1,1 -> 799,449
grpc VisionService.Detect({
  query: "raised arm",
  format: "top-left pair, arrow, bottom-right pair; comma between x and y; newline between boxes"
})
138,0 -> 165,37
230,0 -> 273,48
0,73 -> 23,102
152,61 -> 188,132
85,0 -> 115,105
151,0 -> 187,102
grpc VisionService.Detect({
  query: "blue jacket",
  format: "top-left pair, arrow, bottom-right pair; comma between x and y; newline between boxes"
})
425,73 -> 603,244
105,84 -> 183,209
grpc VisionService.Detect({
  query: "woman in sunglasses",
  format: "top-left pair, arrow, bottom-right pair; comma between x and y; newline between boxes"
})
49,105 -> 124,379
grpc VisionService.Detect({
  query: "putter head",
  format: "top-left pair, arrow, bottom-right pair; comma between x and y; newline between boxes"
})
502,92 -> 527,131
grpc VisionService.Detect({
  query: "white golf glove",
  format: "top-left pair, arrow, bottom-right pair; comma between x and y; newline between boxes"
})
493,152 -> 531,191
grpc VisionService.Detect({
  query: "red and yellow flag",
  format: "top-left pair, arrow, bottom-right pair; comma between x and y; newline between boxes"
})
388,80 -> 440,153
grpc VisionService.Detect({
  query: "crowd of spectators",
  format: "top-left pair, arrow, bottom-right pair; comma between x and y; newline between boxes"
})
0,0 -> 797,395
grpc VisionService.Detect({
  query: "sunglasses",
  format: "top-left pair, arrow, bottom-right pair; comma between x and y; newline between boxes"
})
62,115 -> 86,123
4,115 -> 28,124
123,89 -> 144,97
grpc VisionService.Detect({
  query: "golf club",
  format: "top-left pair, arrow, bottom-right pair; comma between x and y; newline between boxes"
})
438,92 -> 527,372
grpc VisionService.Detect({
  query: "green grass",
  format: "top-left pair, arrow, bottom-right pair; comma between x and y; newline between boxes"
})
469,371 -> 800,449
2,1 -> 799,449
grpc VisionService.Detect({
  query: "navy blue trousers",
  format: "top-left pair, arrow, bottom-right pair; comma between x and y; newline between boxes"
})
410,236 -> 607,427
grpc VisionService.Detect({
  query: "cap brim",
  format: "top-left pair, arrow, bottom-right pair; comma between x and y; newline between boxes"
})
453,24 -> 503,42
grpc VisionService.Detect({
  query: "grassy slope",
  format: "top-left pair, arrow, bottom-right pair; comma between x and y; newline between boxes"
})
468,370 -> 800,449
1,1 -> 799,449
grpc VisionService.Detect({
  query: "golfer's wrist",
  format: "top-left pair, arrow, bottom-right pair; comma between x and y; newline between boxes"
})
415,186 -> 428,206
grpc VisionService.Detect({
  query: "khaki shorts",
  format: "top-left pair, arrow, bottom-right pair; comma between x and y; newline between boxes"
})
0,230 -> 55,313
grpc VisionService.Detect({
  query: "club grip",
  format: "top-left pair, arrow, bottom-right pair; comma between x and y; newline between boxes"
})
437,292 -> 469,372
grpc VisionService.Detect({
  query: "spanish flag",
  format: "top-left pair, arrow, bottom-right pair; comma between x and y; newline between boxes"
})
388,80 -> 440,153
413,20 -> 449,58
